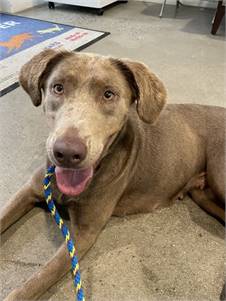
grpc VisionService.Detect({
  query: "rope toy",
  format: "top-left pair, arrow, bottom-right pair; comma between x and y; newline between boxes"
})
43,165 -> 85,301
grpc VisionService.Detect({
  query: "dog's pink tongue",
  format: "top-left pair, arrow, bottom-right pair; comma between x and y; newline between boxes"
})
55,166 -> 93,196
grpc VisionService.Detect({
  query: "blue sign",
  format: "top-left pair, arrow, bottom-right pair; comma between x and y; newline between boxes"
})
0,14 -> 74,61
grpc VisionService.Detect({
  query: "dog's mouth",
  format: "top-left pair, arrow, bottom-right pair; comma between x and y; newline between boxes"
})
52,131 -> 119,197
55,166 -> 94,196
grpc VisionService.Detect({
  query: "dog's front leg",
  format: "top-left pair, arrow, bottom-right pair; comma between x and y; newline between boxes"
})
3,227 -> 107,301
0,166 -> 45,234
3,192 -> 118,301
3,243 -> 69,301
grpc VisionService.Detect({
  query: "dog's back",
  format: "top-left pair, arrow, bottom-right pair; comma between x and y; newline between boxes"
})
122,104 -> 225,211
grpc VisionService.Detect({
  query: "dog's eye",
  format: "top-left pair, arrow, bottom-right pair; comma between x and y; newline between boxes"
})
104,90 -> 115,100
53,84 -> 64,95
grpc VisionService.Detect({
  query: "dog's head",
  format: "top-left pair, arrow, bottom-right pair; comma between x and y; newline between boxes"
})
20,49 -> 166,196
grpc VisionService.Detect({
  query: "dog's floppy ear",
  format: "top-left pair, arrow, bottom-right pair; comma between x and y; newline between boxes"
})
19,49 -> 71,106
113,59 -> 167,123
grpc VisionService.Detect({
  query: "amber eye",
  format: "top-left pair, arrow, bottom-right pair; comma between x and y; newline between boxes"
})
53,84 -> 64,95
104,90 -> 115,100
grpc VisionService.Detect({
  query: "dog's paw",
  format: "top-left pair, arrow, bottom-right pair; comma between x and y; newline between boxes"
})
188,172 -> 206,191
175,172 -> 207,201
176,192 -> 185,200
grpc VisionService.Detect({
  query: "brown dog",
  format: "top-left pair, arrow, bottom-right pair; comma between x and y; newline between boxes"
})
1,49 -> 225,301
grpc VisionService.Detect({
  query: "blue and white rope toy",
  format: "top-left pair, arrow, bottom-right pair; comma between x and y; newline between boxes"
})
43,165 -> 85,301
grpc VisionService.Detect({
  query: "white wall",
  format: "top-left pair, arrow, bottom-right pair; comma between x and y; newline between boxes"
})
1,0 -> 45,13
0,0 -> 217,13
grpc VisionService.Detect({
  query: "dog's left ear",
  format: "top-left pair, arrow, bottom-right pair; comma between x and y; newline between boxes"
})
113,59 -> 167,124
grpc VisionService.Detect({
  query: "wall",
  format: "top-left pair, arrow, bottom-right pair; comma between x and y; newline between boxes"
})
1,0 -> 45,13
0,0 -> 217,13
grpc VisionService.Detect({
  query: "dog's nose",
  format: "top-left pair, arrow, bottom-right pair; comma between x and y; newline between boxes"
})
53,136 -> 87,168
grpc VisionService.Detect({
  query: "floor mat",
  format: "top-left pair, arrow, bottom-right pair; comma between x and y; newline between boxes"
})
0,13 -> 109,96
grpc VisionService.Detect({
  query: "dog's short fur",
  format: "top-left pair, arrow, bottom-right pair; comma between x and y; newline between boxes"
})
1,49 -> 225,300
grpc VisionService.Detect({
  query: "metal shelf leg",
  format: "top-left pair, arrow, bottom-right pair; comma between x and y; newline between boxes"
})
159,0 -> 167,18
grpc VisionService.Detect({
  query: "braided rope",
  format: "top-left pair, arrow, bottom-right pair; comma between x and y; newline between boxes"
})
43,165 -> 85,301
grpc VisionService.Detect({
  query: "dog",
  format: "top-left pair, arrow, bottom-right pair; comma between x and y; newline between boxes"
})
1,49 -> 225,300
